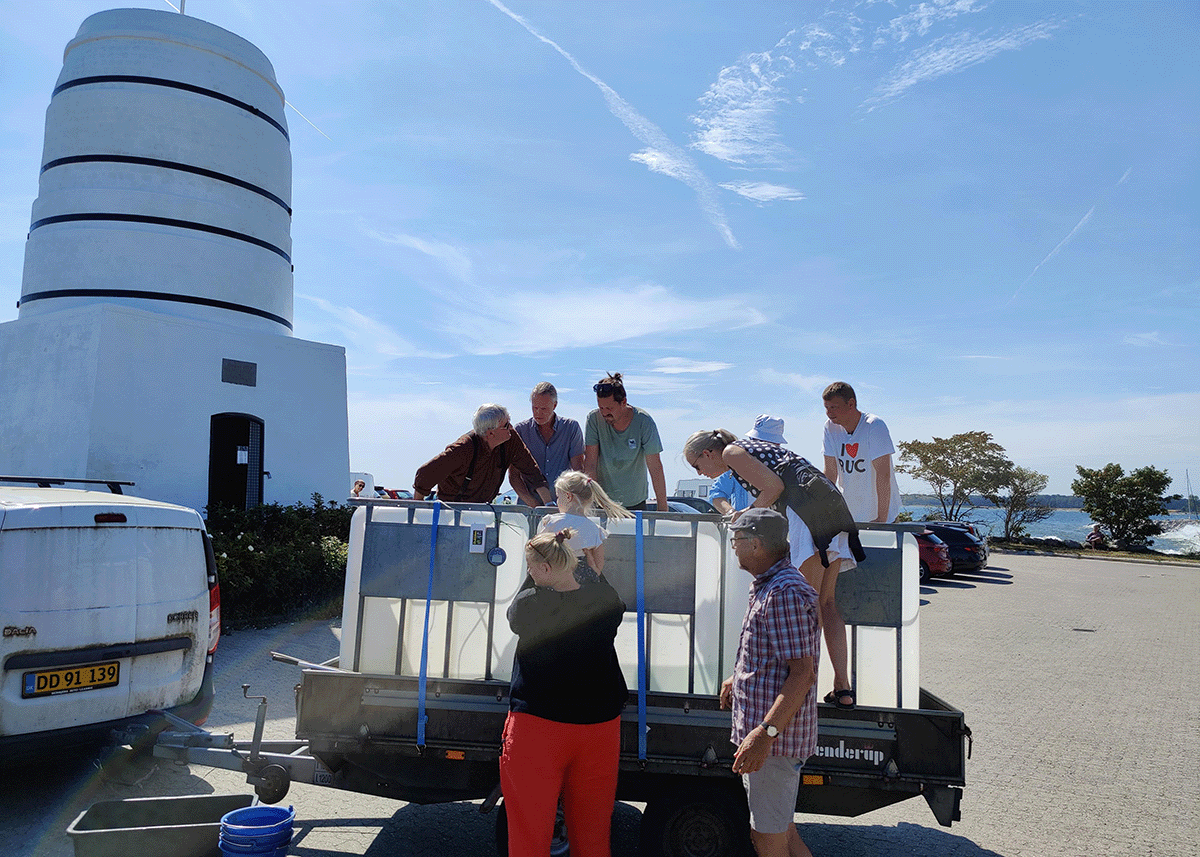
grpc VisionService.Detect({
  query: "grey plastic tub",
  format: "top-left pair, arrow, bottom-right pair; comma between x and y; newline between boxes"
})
66,794 -> 255,857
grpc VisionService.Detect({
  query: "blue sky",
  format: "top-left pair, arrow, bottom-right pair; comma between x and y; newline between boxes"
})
1,1 -> 1197,498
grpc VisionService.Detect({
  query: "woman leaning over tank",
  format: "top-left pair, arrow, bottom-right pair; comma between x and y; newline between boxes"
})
683,429 -> 865,709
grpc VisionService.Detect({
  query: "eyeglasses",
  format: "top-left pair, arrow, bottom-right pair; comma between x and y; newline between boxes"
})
730,534 -> 753,543
687,449 -> 708,473
593,382 -> 619,396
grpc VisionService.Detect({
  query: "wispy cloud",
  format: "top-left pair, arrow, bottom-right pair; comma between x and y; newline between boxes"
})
720,181 -> 805,203
689,4 -> 1048,170
690,42 -> 795,167
365,228 -> 475,285
863,22 -> 1058,111
1123,331 -> 1177,347
486,0 -> 738,248
298,294 -> 450,362
874,0 -> 986,45
760,368 -> 835,394
651,357 -> 733,374
448,281 -> 766,356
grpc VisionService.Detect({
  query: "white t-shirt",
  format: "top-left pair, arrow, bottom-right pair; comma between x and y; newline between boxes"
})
538,512 -> 606,557
823,413 -> 900,523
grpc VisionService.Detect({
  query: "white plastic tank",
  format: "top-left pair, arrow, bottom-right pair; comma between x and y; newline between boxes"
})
19,8 -> 293,335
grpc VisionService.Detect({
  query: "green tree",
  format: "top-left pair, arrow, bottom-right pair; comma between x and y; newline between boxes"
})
983,465 -> 1054,540
897,431 -> 1013,521
1070,464 -> 1179,548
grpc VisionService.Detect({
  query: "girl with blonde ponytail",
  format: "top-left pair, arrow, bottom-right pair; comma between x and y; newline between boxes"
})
538,469 -> 630,577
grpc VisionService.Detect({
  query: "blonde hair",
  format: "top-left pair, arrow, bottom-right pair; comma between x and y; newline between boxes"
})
683,428 -> 737,462
554,470 -> 632,519
526,527 -> 578,575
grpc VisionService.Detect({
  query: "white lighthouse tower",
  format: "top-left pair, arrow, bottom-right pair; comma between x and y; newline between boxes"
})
0,8 -> 350,513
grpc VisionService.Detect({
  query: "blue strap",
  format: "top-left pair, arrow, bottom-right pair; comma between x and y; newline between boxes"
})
416,503 -> 440,749
635,511 -> 647,762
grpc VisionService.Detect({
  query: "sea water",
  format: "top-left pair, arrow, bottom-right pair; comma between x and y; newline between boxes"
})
902,505 -> 1200,555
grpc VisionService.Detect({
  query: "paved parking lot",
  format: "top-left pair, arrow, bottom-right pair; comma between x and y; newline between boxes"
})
4,552 -> 1198,856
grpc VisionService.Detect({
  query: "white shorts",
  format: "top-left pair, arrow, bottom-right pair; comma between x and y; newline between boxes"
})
742,755 -> 803,834
825,531 -> 857,572
784,508 -> 816,566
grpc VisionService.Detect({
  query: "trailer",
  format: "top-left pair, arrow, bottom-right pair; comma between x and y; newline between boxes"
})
155,500 -> 970,856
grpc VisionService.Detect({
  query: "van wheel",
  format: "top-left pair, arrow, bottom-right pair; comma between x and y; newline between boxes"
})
494,800 -> 571,856
253,763 -> 291,804
638,785 -> 753,857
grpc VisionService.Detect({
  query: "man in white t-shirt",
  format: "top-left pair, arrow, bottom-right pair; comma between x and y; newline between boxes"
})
821,382 -> 900,525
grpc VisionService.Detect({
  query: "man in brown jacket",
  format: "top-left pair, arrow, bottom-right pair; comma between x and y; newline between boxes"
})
413,404 -> 551,504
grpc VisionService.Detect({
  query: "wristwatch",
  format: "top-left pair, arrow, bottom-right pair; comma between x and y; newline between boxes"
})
761,723 -> 779,738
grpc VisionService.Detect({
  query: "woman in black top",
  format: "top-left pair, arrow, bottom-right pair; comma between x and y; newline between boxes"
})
501,528 -> 627,857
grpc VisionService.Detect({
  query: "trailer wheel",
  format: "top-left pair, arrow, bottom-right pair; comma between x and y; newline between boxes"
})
638,785 -> 753,857
494,800 -> 571,856
253,763 -> 291,804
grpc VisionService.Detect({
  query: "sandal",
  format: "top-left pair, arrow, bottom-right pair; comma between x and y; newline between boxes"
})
824,689 -> 856,710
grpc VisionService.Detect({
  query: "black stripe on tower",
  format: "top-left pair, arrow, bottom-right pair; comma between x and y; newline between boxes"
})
53,75 -> 289,140
18,288 -> 293,331
29,213 -> 292,263
42,155 -> 292,215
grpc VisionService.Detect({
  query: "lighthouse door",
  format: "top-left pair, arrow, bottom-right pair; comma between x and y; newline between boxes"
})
208,414 -> 265,512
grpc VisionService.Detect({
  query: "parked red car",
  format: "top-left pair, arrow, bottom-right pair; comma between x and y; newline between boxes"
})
916,529 -> 952,582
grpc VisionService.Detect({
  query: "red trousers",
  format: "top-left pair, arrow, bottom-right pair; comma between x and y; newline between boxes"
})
500,710 -> 620,857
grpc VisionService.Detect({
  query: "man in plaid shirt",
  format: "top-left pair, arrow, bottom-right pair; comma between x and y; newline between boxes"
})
720,508 -> 820,857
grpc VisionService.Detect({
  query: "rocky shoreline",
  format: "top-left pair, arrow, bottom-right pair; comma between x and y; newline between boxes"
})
990,537 -> 1199,564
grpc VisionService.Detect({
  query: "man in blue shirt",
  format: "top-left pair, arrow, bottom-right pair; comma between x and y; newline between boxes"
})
509,381 -> 585,506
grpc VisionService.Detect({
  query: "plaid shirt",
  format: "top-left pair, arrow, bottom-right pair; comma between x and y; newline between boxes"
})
730,557 -> 821,759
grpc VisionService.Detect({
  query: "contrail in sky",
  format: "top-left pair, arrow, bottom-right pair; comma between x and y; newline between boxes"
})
485,0 -> 738,248
1007,167 -> 1131,306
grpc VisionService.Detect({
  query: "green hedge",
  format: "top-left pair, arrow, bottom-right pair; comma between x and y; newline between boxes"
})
206,494 -> 353,628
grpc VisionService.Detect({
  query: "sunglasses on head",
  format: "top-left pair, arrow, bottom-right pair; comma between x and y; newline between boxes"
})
593,382 -> 619,396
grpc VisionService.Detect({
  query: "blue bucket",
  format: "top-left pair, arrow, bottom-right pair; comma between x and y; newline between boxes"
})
221,826 -> 293,848
218,844 -> 287,857
218,840 -> 288,849
219,805 -> 294,856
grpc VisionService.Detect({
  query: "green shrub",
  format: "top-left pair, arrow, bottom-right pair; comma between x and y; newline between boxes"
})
206,493 -> 353,628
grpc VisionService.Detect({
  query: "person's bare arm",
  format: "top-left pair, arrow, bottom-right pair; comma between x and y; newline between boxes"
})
584,542 -> 605,573
872,454 -> 893,523
508,466 -> 540,507
646,453 -> 668,511
570,452 -> 586,472
584,445 -> 599,480
824,455 -> 839,484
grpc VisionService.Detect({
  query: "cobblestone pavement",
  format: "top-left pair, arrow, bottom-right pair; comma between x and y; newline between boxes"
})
4,552 -> 1197,856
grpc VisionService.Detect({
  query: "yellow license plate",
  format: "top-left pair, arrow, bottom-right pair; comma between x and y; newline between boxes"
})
22,661 -> 120,698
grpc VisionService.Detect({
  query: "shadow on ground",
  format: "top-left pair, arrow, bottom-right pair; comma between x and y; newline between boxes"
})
1,746 -> 221,857
799,820 -> 1004,856
288,802 -> 1000,857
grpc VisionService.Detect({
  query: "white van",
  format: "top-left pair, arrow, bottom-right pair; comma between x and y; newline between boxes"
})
0,479 -> 219,755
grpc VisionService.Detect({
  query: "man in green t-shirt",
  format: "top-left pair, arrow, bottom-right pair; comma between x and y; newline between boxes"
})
583,373 -> 668,512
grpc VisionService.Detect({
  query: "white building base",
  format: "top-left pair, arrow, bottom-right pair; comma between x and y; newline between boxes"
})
0,304 -> 349,515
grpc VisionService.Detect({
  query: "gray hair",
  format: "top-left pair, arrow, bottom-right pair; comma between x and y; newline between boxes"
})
472,403 -> 510,434
531,381 -> 558,404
